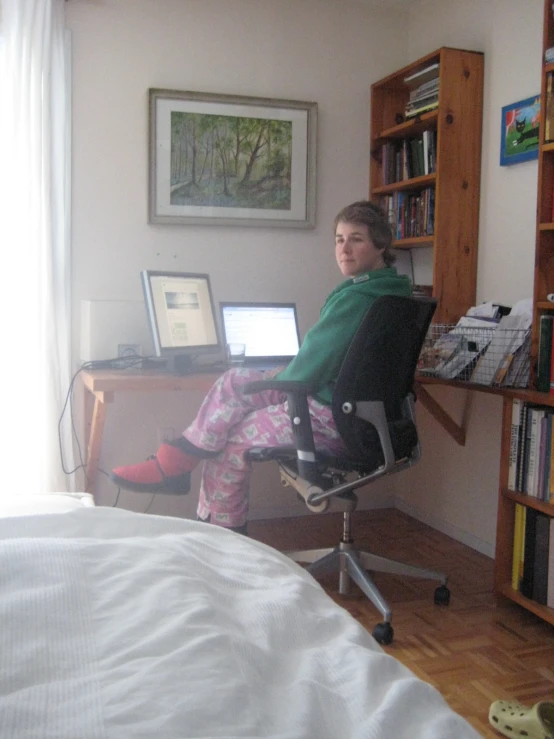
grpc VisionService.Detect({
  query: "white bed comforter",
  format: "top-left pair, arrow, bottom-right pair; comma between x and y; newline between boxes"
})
0,507 -> 482,739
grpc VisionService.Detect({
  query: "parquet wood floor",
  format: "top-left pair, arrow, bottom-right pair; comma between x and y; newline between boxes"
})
249,508 -> 554,739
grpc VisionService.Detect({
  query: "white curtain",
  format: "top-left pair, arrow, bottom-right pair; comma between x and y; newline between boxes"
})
0,0 -> 74,494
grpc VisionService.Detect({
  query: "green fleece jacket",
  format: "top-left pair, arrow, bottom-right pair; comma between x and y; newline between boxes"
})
274,267 -> 411,405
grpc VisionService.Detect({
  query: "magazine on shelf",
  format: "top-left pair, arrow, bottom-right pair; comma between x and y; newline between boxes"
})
470,314 -> 531,386
417,302 -> 532,388
432,318 -> 496,380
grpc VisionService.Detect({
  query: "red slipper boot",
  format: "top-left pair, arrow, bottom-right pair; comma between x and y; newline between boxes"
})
109,443 -> 196,494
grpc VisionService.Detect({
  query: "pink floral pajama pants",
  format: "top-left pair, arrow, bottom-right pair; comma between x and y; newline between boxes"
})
183,367 -> 346,528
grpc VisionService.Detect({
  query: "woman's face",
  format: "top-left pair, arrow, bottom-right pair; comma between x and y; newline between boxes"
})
335,221 -> 385,277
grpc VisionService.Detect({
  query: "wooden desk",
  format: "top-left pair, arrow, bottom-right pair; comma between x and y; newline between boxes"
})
81,369 -> 220,496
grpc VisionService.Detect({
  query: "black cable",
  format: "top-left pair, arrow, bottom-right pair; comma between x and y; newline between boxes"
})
112,487 -> 121,507
143,493 -> 156,513
58,352 -> 153,489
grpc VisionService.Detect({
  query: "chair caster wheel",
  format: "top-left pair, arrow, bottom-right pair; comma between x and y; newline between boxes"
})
372,622 -> 394,645
434,584 -> 450,605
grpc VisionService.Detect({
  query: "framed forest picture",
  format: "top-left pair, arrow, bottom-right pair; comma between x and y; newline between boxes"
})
500,95 -> 540,166
148,89 -> 317,228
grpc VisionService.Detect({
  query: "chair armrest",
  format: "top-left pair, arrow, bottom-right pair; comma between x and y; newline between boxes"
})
241,380 -> 319,482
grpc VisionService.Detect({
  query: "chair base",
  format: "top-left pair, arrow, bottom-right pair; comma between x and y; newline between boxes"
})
287,539 -> 448,627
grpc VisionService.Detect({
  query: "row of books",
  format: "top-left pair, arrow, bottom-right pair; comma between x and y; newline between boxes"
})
379,188 -> 435,240
404,63 -> 440,119
380,131 -> 437,185
509,400 -> 554,501
512,503 -> 554,608
537,313 -> 554,392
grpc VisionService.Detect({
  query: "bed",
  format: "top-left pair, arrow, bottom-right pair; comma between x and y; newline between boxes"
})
0,497 -> 482,738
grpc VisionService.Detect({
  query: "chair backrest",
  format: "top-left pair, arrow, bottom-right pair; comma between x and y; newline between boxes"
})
331,295 -> 436,461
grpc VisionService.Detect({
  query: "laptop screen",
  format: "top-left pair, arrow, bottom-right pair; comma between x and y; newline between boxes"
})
220,302 -> 301,362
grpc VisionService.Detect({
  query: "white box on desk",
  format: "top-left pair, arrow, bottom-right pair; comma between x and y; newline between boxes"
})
80,299 -> 153,363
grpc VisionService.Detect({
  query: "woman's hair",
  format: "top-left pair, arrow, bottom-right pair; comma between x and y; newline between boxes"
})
333,200 -> 396,266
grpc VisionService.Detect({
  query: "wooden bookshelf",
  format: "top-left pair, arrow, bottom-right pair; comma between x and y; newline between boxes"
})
494,6 -> 554,624
370,48 -> 484,324
495,396 -> 554,627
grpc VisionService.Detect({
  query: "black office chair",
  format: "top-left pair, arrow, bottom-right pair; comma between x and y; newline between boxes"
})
243,295 -> 450,645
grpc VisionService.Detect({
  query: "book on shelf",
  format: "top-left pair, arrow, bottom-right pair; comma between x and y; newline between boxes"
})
543,413 -> 554,503
508,398 -> 523,490
512,503 -> 526,591
546,72 -> 554,143
532,512 -> 551,605
380,131 -> 437,185
514,504 -> 554,608
537,314 -> 554,392
379,188 -> 435,240
522,405 -> 535,495
546,518 -> 554,608
405,101 -> 439,120
509,398 -> 554,501
405,93 -> 439,115
408,77 -> 439,102
517,403 -> 530,492
520,507 -> 539,599
404,62 -> 439,86
535,411 -> 552,498
526,407 -> 545,497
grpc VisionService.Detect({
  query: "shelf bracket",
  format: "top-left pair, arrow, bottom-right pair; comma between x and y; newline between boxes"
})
416,384 -> 467,446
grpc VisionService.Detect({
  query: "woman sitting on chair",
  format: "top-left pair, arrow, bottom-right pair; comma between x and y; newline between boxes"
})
110,200 -> 411,533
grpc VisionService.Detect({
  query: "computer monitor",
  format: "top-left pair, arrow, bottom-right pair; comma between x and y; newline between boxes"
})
141,270 -> 220,374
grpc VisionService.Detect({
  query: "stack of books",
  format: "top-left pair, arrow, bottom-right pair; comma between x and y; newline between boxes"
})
404,62 -> 440,120
545,45 -> 554,63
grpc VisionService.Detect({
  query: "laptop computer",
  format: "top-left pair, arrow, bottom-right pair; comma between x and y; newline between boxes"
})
220,301 -> 301,370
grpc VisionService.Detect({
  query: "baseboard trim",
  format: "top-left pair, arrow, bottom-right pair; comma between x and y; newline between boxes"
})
394,498 -> 494,559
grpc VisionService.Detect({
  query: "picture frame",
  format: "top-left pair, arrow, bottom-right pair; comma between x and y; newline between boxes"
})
500,95 -> 540,166
148,89 -> 317,228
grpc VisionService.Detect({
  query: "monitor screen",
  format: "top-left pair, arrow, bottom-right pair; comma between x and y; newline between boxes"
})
141,270 -> 220,373
220,302 -> 301,361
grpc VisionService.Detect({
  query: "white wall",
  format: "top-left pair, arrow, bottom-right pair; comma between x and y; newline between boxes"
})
393,0 -> 543,557
66,0 -> 544,553
66,0 -> 408,518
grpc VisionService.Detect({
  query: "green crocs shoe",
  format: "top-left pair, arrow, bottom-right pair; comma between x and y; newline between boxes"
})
489,699 -> 554,739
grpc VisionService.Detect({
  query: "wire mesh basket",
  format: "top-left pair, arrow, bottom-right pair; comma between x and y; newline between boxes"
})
417,323 -> 531,389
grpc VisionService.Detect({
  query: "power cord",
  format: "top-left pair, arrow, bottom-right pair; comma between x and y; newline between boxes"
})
58,352 -> 153,491
111,486 -> 156,513
143,493 -> 156,513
